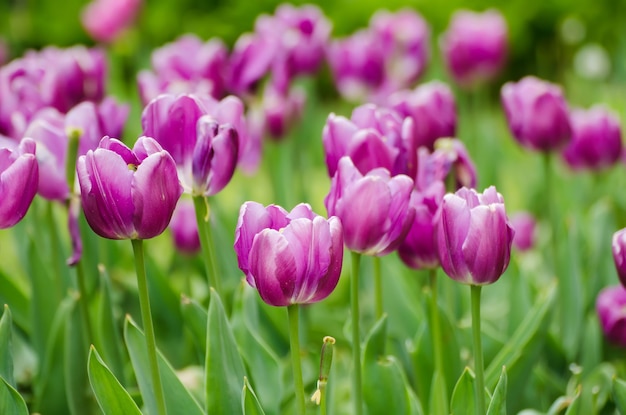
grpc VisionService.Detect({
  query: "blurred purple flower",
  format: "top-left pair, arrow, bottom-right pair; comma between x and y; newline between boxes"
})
388,81 -> 457,151
234,202 -> 343,307
562,106 -> 622,171
170,199 -> 201,255
81,0 -> 142,43
510,211 -> 536,252
325,156 -> 415,256
261,83 -> 306,140
77,136 -> 182,240
501,76 -> 572,152
437,186 -> 514,285
138,35 -> 228,105
398,181 -> 445,270
0,138 -> 38,229
0,46 -> 106,138
440,9 -> 508,88
416,138 -> 477,192
596,285 -> 626,347
323,103 -> 416,178
141,93 -> 244,193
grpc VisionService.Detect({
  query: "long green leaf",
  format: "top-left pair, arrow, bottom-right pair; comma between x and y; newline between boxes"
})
0,376 -> 28,415
88,346 -> 142,415
450,367 -> 475,415
612,377 -> 626,413
242,376 -> 266,415
181,294 -> 208,354
124,316 -> 205,415
485,283 -> 555,387
0,305 -> 15,387
64,295 -> 90,415
206,288 -> 245,415
486,366 -> 507,415
0,270 -> 30,335
96,267 -> 126,382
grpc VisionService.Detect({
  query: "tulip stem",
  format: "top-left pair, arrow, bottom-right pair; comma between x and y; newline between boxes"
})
192,195 -> 222,295
351,251 -> 363,415
429,269 -> 446,395
470,284 -> 485,415
373,256 -> 383,320
131,239 -> 167,415
288,304 -> 306,415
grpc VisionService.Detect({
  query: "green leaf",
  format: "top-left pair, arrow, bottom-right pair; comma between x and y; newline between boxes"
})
0,305 -> 15,387
363,315 -> 414,415
88,346 -> 142,415
96,267 -> 126,383
612,377 -> 626,413
181,294 -> 208,354
0,269 -> 30,335
206,288 -> 246,415
64,295 -> 90,415
450,367 -> 475,415
242,376 -> 266,415
429,372 -> 449,415
564,387 -> 581,415
485,283 -> 555,388
0,376 -> 28,415
124,316 -> 204,415
486,366 -> 507,415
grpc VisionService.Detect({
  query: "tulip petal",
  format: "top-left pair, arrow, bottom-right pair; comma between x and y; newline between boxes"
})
0,152 -> 38,228
309,216 -> 343,303
438,193 -> 471,281
249,229 -> 296,307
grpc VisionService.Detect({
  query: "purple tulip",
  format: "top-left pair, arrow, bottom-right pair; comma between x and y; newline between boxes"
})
325,156 -> 415,256
322,104 -> 416,178
234,202 -> 343,307
501,76 -> 572,152
227,33 -> 277,96
510,211 -> 536,252
141,94 -> 242,194
398,181 -> 445,270
388,81 -> 457,151
260,83 -> 306,140
0,138 -> 39,229
0,46 -> 106,138
437,186 -> 514,285
77,136 -> 182,240
440,9 -> 508,88
370,9 -> 430,92
562,106 -> 622,171
137,35 -> 228,105
612,229 -> 626,288
170,199 -> 200,255
416,138 -> 477,192
596,285 -> 626,347
81,0 -> 141,43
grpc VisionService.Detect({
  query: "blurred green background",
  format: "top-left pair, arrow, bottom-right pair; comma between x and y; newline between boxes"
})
2,0 -> 626,86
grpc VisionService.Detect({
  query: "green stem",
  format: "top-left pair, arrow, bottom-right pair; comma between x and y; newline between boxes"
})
131,239 -> 167,415
351,251 -> 363,415
288,304 -> 306,415
429,269 -> 445,386
470,285 -> 485,415
373,256 -> 383,320
75,260 -> 94,346
319,381 -> 328,415
192,195 -> 222,295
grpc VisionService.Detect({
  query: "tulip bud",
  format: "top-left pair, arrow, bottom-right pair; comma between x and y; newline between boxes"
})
234,202 -> 343,307
77,136 -> 182,240
501,76 -> 572,152
170,199 -> 200,255
510,212 -> 536,252
440,9 -> 507,88
324,157 -> 415,256
437,186 -> 514,285
596,285 -> 626,347
562,106 -> 622,171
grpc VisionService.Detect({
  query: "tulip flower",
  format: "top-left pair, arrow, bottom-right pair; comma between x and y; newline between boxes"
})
137,35 -> 229,105
416,138 -> 477,192
510,211 -> 537,252
81,0 -> 142,43
596,285 -> 626,347
501,76 -> 572,152
440,9 -> 507,88
0,138 -> 39,229
170,199 -> 201,255
562,106 -> 622,171
77,136 -> 182,240
325,156 -> 415,256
